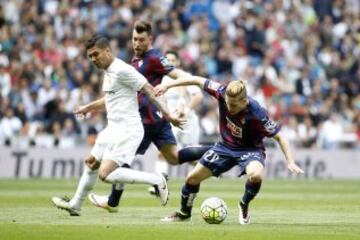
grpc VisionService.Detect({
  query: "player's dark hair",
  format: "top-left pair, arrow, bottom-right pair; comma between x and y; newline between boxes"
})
134,20 -> 152,35
85,34 -> 110,50
165,50 -> 179,59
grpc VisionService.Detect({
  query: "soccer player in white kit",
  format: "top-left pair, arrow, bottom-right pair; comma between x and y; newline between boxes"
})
52,35 -> 184,216
151,50 -> 203,179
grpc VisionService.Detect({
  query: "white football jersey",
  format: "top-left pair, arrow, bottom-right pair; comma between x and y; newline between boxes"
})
162,75 -> 200,117
102,58 -> 146,129
162,75 -> 201,145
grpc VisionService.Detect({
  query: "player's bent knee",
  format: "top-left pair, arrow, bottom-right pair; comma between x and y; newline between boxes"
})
85,157 -> 100,171
167,158 -> 178,165
98,170 -> 109,182
248,172 -> 263,183
98,166 -> 113,182
161,145 -> 179,165
163,151 -> 178,165
246,160 -> 264,182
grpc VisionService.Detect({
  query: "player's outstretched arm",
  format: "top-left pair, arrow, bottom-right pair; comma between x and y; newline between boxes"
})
141,82 -> 186,129
273,132 -> 304,174
154,76 -> 207,96
167,68 -> 191,79
73,97 -> 105,119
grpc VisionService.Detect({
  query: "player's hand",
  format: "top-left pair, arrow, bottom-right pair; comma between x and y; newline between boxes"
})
154,84 -> 169,96
167,113 -> 186,130
73,105 -> 89,120
287,162 -> 304,174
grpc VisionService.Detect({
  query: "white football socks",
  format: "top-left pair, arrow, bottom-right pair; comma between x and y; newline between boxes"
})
155,160 -> 169,175
70,166 -> 98,210
105,167 -> 160,185
113,183 -> 125,191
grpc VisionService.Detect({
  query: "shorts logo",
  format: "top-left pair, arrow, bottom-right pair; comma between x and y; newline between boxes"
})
239,152 -> 260,161
226,117 -> 242,138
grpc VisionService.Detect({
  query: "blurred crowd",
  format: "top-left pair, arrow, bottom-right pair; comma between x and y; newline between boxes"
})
0,0 -> 359,149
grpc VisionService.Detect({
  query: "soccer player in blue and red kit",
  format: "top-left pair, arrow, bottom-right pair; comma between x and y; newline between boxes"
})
155,76 -> 304,224
88,20 -> 210,212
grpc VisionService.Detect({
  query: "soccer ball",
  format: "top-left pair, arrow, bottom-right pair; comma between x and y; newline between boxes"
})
200,197 -> 228,224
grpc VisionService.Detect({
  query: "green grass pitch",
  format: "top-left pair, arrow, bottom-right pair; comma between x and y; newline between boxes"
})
0,178 -> 359,240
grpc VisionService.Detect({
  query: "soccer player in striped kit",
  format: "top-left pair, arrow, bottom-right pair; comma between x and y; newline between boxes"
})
155,76 -> 304,224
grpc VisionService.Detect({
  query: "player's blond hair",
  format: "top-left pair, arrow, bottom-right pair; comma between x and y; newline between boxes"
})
226,80 -> 247,99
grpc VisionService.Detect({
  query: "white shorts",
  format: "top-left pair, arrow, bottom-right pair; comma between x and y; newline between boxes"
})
90,125 -> 144,166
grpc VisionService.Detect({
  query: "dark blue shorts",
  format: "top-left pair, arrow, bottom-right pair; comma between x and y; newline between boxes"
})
136,120 -> 177,155
199,143 -> 265,177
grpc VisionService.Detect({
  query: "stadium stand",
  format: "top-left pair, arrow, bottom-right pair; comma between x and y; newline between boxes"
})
0,0 -> 359,149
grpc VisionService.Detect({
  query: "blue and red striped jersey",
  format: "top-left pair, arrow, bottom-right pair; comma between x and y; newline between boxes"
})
203,79 -> 281,151
131,49 -> 174,125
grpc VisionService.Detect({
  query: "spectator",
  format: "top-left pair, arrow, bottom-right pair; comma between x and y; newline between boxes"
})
317,113 -> 344,149
0,108 -> 22,146
0,63 -> 11,97
0,0 -> 358,149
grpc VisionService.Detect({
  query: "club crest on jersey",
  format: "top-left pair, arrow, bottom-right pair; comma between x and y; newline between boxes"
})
138,60 -> 143,67
264,119 -> 278,133
226,116 -> 242,138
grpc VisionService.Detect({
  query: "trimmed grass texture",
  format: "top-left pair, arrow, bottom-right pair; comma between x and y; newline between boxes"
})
0,178 -> 359,240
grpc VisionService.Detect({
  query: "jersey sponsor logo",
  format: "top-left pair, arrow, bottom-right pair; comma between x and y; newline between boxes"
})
208,81 -> 221,91
264,119 -> 278,133
226,116 -> 242,138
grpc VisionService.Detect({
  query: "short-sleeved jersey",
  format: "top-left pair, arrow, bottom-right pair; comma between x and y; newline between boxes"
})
203,79 -> 281,152
131,49 -> 174,125
102,58 -> 147,129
